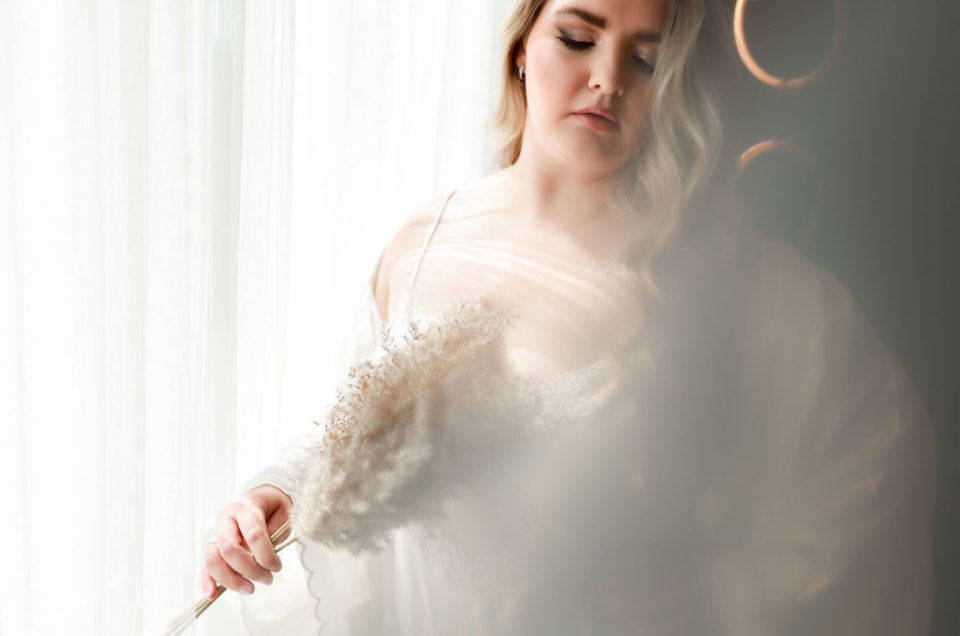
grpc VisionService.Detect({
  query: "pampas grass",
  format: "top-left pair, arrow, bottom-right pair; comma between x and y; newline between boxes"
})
291,297 -> 546,552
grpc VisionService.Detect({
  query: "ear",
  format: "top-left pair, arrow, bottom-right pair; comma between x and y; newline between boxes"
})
516,48 -> 526,68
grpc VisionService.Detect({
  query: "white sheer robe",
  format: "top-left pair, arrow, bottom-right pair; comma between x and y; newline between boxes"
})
237,176 -> 935,635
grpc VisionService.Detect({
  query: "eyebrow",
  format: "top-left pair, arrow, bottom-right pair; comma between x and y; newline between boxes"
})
555,7 -> 662,42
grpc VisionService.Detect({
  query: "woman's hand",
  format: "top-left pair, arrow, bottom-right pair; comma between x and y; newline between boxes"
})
200,484 -> 293,599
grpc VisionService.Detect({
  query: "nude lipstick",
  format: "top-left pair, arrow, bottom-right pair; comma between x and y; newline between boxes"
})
572,106 -> 619,132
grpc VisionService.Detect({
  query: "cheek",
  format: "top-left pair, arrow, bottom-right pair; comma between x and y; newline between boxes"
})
626,88 -> 654,143
526,43 -> 585,115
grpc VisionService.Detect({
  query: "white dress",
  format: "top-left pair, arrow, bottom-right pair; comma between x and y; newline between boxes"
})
239,189 -> 935,635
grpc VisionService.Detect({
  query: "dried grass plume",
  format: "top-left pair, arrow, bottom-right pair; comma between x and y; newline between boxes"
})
291,298 -> 550,553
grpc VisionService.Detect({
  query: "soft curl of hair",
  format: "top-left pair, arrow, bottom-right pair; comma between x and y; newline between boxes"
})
493,0 -> 729,289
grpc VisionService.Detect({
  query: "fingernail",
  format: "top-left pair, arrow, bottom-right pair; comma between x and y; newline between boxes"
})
243,583 -> 254,595
202,580 -> 212,597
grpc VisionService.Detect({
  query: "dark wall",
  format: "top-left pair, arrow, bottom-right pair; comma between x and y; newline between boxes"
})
717,1 -> 959,633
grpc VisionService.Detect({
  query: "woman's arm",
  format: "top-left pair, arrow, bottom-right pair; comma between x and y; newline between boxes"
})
700,241 -> 936,635
201,244 -> 393,598
200,193 -> 452,598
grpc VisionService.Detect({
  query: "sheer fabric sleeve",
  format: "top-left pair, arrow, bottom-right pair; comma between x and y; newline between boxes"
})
699,240 -> 937,635
240,275 -> 384,499
234,274 -> 386,635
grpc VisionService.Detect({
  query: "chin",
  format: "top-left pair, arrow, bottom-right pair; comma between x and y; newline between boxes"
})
555,141 -> 634,181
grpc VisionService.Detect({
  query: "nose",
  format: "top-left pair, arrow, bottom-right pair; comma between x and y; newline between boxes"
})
589,46 -> 628,97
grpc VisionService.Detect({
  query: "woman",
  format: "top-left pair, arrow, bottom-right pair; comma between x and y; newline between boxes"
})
201,0 -> 935,633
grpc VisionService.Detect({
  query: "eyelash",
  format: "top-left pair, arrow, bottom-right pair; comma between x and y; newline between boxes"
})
555,32 -> 656,74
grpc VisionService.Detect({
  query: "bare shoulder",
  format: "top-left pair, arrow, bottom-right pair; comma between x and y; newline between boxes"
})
372,173 -> 511,321
372,191 -> 454,322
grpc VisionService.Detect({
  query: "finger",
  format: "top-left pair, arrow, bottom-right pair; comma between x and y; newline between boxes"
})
200,570 -> 218,600
218,516 -> 275,585
204,543 -> 255,595
235,497 -> 283,574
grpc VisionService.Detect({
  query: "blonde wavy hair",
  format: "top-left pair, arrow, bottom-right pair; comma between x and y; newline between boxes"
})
494,0 -> 728,287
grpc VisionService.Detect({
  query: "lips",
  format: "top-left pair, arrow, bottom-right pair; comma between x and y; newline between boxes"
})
572,106 -> 619,132
573,106 -> 619,125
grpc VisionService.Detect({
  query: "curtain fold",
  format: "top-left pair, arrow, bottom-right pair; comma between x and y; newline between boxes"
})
0,0 -> 507,633
0,1 -> 287,632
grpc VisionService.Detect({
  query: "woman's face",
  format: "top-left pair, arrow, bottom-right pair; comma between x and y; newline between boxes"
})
517,0 -> 668,179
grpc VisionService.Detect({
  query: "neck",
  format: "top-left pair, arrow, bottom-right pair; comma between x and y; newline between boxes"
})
507,146 -> 626,230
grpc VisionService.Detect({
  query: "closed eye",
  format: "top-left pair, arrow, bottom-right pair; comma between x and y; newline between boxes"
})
633,56 -> 655,73
556,32 -> 592,51
558,30 -> 656,74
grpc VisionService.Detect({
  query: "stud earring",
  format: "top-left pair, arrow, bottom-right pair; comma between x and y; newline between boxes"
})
517,64 -> 526,82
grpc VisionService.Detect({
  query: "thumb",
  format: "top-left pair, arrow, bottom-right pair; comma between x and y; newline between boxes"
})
265,502 -> 292,543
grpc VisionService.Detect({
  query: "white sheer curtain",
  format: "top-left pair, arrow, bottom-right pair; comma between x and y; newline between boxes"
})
0,0 -> 511,634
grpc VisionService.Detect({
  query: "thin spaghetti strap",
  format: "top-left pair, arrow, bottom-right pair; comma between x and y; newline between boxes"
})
405,189 -> 457,296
